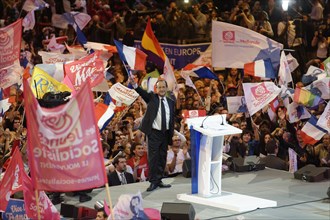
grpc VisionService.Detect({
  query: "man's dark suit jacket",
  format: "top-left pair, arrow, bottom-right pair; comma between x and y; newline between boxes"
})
135,87 -> 175,145
108,171 -> 134,186
260,155 -> 288,171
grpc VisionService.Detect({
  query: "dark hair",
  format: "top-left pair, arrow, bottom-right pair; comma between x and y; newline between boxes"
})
113,155 -> 126,166
97,208 -> 108,218
265,139 -> 278,154
130,142 -> 143,158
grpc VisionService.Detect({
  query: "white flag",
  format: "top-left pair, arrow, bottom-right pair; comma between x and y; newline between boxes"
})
286,53 -> 299,72
287,102 -> 311,123
278,51 -> 292,86
242,82 -> 281,116
22,10 -> 36,31
288,148 -> 298,173
305,77 -> 330,100
212,20 -> 283,69
316,102 -> 330,133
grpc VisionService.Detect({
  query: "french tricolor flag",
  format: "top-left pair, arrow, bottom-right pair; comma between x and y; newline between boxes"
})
182,64 -> 218,80
244,59 -> 276,79
300,115 -> 327,145
94,102 -> 115,131
114,39 -> 147,71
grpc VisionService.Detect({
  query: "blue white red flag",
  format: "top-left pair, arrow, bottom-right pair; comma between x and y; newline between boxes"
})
182,64 -> 217,79
114,39 -> 147,71
94,102 -> 115,131
300,115 -> 327,145
244,59 -> 275,79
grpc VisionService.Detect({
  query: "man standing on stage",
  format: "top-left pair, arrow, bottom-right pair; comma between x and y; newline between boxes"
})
130,77 -> 175,191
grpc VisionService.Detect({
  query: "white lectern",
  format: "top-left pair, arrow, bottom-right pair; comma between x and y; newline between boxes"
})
186,114 -> 241,196
177,114 -> 277,212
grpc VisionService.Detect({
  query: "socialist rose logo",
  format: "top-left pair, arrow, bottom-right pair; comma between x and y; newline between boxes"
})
189,110 -> 198,118
41,112 -> 73,135
251,83 -> 269,100
0,31 -> 10,46
223,31 -> 235,43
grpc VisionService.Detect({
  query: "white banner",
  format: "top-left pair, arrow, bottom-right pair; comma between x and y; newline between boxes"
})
226,96 -> 247,114
316,102 -> 330,133
0,62 -> 22,89
212,20 -> 283,69
288,148 -> 298,173
109,83 -> 139,106
305,77 -> 330,100
287,102 -> 311,123
242,82 -> 281,116
38,51 -> 75,64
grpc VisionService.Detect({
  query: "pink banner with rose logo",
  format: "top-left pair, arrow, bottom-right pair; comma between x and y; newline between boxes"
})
0,19 -> 22,69
23,79 -> 107,191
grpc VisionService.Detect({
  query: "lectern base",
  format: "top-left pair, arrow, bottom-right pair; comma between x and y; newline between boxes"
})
177,191 -> 277,212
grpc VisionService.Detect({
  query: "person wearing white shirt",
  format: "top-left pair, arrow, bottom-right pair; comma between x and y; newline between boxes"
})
166,135 -> 190,176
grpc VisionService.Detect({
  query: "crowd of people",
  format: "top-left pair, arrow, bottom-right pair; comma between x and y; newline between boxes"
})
0,0 -> 330,213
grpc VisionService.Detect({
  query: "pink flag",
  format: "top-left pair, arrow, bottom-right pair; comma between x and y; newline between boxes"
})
22,171 -> 60,220
62,75 -> 77,95
0,149 -> 25,211
64,51 -> 105,90
23,79 -> 107,191
0,19 -> 22,69
104,199 -> 111,216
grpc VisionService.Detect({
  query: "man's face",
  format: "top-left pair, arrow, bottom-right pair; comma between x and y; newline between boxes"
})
172,136 -> 181,148
156,81 -> 167,97
116,158 -> 127,172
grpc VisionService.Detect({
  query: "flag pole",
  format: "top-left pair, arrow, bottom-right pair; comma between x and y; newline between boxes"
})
34,190 -> 41,220
121,60 -> 132,78
105,183 -> 115,220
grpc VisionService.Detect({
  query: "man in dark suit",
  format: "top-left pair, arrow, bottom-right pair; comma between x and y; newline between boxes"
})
260,139 -> 288,171
131,78 -> 175,191
108,155 -> 134,186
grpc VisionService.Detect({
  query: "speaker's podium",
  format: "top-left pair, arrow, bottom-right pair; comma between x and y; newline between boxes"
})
177,115 -> 277,212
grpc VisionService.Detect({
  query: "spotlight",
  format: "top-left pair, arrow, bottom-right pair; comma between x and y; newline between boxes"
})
282,0 -> 290,11
184,0 -> 189,3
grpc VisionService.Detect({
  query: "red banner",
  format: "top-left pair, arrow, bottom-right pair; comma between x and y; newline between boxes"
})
181,110 -> 206,119
23,79 -> 107,191
0,19 -> 22,69
64,51 -> 104,90
22,171 -> 61,220
0,149 -> 24,211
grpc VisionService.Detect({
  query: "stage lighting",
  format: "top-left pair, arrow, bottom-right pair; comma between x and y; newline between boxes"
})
184,0 -> 189,3
282,0 -> 290,11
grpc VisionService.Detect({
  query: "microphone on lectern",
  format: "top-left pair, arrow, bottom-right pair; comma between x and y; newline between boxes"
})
200,111 -> 226,128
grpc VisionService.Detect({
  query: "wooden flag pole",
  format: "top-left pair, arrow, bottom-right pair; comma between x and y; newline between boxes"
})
105,183 -> 115,220
34,190 -> 41,220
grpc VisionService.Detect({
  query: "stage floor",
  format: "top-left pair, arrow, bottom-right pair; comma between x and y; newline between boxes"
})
55,168 -> 330,219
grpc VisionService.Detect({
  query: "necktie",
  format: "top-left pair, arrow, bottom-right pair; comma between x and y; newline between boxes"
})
120,173 -> 127,185
161,98 -> 166,133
